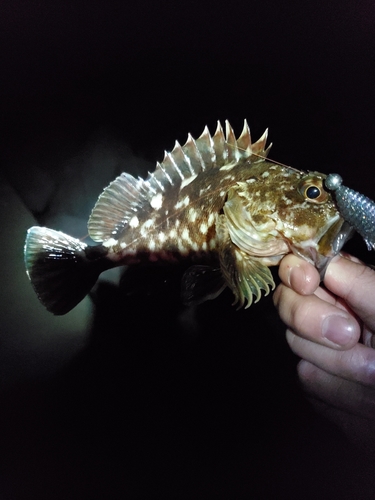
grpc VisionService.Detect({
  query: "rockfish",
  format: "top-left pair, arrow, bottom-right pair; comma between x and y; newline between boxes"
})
24,120 -> 352,315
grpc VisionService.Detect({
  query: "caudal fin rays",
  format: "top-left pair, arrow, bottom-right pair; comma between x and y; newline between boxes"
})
25,227 -> 109,315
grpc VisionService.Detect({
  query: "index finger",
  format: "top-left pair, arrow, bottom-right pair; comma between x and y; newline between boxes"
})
278,254 -> 320,296
325,255 -> 375,331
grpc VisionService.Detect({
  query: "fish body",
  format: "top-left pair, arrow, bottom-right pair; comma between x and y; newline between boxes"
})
25,120 -> 351,315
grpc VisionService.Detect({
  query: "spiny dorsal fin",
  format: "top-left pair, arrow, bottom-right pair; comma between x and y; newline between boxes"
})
88,120 -> 270,242
145,119 -> 270,191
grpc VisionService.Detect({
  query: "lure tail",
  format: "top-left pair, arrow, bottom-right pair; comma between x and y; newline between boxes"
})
24,227 -> 112,315
325,174 -> 375,251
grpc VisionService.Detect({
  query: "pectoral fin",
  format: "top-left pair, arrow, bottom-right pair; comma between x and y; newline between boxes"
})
217,215 -> 275,308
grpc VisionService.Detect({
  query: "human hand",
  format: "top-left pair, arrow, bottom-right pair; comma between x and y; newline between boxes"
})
273,253 -> 375,455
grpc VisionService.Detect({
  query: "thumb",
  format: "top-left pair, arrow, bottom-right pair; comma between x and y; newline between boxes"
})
325,255 -> 375,331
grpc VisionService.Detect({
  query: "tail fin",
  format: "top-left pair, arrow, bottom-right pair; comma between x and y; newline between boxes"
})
24,227 -> 107,315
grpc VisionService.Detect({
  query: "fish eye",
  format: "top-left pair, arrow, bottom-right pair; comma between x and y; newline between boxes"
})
298,176 -> 329,203
305,185 -> 321,199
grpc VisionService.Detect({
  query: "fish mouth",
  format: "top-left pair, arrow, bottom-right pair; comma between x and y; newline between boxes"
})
292,218 -> 354,280
315,219 -> 355,278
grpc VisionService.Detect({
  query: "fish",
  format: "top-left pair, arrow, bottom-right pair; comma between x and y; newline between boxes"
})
325,173 -> 375,251
24,120 -> 353,315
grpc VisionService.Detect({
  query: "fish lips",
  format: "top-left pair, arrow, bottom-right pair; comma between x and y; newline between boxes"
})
316,219 -> 355,279
293,219 -> 354,280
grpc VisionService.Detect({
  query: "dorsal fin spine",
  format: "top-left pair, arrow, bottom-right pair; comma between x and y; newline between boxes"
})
252,128 -> 269,157
195,125 -> 216,170
212,121 -> 227,166
157,161 -> 173,186
148,172 -> 165,192
170,141 -> 194,177
237,119 -> 252,154
166,151 -> 185,180
88,120 -> 270,243
174,140 -> 196,176
182,133 -> 205,172
225,120 -> 238,163
202,125 -> 216,164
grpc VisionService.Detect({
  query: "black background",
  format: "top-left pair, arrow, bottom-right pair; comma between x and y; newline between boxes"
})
1,1 -> 375,498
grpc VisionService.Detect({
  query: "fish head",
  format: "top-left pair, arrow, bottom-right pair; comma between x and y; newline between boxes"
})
223,164 -> 353,275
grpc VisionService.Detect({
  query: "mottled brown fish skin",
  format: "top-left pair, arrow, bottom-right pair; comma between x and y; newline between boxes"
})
103,161 -> 339,268
24,120 -> 349,314
105,158 -> 259,261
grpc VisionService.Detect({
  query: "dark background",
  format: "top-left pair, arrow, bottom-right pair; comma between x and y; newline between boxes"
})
1,1 -> 375,498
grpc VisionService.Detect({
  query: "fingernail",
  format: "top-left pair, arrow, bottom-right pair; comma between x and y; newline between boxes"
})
322,315 -> 356,346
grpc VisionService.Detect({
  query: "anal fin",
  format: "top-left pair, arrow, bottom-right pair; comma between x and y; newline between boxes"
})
181,265 -> 226,306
